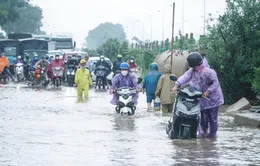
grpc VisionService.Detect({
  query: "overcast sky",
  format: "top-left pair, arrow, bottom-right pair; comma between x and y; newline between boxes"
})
31,0 -> 227,47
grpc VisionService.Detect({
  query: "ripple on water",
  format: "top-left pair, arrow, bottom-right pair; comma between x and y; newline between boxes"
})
0,85 -> 260,165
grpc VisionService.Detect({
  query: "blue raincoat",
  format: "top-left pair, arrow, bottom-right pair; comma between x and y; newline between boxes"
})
142,69 -> 162,102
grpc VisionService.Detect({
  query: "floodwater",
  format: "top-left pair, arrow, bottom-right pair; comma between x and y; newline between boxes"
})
0,83 -> 260,166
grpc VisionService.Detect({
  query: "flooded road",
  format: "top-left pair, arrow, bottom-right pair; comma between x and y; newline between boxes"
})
0,84 -> 260,166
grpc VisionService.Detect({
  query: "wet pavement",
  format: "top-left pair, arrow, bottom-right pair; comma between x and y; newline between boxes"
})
0,83 -> 260,166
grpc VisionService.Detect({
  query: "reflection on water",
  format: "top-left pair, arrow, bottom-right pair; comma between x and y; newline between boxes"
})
0,84 -> 260,166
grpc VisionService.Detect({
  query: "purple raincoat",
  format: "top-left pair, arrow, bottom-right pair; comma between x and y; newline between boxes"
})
175,66 -> 224,110
201,57 -> 210,68
110,73 -> 138,105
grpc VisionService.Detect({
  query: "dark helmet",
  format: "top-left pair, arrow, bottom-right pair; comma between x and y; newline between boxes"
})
130,56 -> 135,60
187,52 -> 203,67
41,56 -> 46,59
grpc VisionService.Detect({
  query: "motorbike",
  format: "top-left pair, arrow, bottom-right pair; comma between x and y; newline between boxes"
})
166,75 -> 206,139
15,63 -> 24,82
114,77 -> 143,116
52,66 -> 64,87
67,64 -> 76,87
115,88 -> 137,116
0,69 -> 8,83
32,66 -> 48,86
95,65 -> 109,90
130,68 -> 139,78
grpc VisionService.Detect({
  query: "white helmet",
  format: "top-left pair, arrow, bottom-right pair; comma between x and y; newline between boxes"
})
17,55 -> 21,59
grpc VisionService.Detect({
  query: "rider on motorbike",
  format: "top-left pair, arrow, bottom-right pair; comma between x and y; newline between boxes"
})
128,56 -> 137,70
48,55 -> 54,62
67,55 -> 78,67
15,56 -> 24,64
24,54 -> 31,80
30,54 -> 39,71
94,55 -> 111,89
34,56 -> 50,71
0,51 -> 14,81
113,54 -> 123,74
47,54 -> 65,79
77,55 -> 82,65
110,62 -> 138,105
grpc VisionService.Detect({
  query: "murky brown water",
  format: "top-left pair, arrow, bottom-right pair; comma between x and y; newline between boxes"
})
0,83 -> 259,166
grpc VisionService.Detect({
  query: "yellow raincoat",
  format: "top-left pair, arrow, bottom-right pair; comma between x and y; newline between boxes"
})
74,68 -> 92,102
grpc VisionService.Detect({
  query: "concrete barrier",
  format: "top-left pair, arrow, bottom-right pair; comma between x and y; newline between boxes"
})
234,111 -> 260,128
226,97 -> 251,113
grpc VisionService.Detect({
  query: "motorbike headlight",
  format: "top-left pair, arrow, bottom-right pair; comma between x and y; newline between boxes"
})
123,95 -> 129,99
67,71 -> 70,75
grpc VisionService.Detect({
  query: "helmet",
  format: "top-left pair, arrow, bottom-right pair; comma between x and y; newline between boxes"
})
80,59 -> 86,64
187,52 -> 203,67
150,62 -> 158,70
72,54 -> 76,57
120,62 -> 130,70
17,55 -> 21,59
117,54 -> 123,58
130,56 -> 135,60
100,55 -> 104,59
33,54 -> 38,57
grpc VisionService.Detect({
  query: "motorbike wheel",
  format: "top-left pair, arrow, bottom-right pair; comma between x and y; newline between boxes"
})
168,129 -> 175,139
68,77 -> 73,87
55,79 -> 59,87
17,74 -> 20,82
166,121 -> 172,134
182,127 -> 190,139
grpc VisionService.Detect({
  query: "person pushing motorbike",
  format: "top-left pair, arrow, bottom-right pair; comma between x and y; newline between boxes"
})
74,59 -> 93,102
171,52 -> 224,138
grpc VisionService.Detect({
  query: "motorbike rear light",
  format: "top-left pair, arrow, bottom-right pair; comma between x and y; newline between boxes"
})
35,69 -> 41,74
35,74 -> 41,79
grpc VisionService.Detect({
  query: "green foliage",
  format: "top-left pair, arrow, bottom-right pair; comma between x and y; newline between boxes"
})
82,48 -> 99,57
252,67 -> 260,94
0,0 -> 29,26
1,3 -> 43,34
204,0 -> 260,103
85,22 -> 126,49
96,38 -> 128,62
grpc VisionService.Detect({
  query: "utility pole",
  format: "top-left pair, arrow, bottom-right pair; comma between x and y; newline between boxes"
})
204,0 -> 206,35
170,2 -> 175,70
182,0 -> 184,34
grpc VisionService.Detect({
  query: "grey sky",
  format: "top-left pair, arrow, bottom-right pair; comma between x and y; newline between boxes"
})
31,0 -> 227,47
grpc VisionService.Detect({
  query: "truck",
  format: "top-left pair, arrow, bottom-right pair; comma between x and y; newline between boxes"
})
49,32 -> 76,52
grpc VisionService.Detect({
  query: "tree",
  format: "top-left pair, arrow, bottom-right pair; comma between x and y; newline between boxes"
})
205,0 -> 260,103
0,0 -> 29,26
96,38 -> 128,61
85,22 -> 126,49
1,3 -> 43,34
